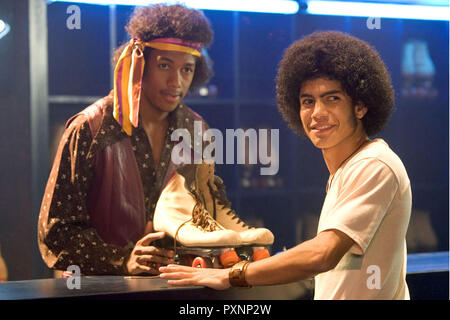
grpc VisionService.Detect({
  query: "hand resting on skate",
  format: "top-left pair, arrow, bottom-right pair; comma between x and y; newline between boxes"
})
159,264 -> 231,290
125,231 -> 175,275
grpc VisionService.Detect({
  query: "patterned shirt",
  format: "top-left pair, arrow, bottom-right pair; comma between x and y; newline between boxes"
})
38,97 -> 199,275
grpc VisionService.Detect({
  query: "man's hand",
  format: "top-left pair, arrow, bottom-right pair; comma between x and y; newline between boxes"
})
159,264 -> 231,290
125,232 -> 175,275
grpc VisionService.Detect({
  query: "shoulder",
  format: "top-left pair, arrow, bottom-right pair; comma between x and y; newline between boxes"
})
344,139 -> 410,189
65,94 -> 113,136
174,103 -> 210,129
179,103 -> 206,121
60,93 -> 123,158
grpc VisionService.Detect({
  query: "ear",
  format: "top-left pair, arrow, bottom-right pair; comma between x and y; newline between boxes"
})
354,103 -> 368,120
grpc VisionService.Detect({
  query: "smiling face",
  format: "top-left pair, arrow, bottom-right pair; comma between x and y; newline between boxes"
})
299,78 -> 367,152
141,49 -> 196,114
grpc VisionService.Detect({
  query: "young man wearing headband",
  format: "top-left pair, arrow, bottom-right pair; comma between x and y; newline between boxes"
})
160,31 -> 412,300
38,4 -> 217,276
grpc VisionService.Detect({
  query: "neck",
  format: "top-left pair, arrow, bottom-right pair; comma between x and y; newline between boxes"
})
322,127 -> 368,175
139,98 -> 170,128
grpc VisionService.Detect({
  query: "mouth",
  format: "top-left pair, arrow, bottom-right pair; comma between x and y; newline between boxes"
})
310,124 -> 335,134
161,91 -> 182,103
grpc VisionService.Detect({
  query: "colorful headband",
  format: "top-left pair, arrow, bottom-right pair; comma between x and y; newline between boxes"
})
113,38 -> 203,135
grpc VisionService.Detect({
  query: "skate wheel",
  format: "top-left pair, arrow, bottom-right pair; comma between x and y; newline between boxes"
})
219,250 -> 240,268
192,257 -> 207,268
252,248 -> 270,261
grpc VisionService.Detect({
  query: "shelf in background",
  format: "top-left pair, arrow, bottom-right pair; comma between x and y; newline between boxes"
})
407,251 -> 449,274
49,95 -> 278,107
227,186 -> 326,198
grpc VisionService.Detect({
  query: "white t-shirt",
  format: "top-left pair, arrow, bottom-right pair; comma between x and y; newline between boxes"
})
314,139 -> 411,300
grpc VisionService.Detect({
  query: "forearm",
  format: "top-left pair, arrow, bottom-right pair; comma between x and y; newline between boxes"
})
245,230 -> 354,286
160,238 -> 327,289
245,239 -> 327,286
159,230 -> 354,289
42,223 -> 132,275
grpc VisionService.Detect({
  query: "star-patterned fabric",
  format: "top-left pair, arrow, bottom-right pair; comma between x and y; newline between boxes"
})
38,95 -> 203,275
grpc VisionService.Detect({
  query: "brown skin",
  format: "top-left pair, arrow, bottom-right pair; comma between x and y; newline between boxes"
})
126,231 -> 175,275
139,49 -> 196,164
125,49 -> 196,275
0,247 -> 7,281
159,77 -> 368,288
159,229 -> 354,289
299,78 -> 368,174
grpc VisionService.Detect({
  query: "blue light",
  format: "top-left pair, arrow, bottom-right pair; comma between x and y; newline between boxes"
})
306,1 -> 450,21
0,19 -> 10,40
47,0 -> 300,14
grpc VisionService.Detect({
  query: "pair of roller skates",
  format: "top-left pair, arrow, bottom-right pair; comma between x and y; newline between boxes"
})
153,162 -> 274,269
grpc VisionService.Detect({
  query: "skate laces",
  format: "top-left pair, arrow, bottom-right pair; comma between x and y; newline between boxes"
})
209,178 -> 250,229
174,203 -> 221,243
192,202 -> 221,232
172,203 -> 221,252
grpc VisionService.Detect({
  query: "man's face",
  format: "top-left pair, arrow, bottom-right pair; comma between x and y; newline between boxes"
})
141,49 -> 196,113
299,78 -> 367,150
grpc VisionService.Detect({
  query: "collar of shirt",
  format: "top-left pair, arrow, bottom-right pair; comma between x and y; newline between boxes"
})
87,98 -> 203,158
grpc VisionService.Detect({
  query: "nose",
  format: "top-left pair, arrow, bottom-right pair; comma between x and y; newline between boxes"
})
311,100 -> 328,121
167,70 -> 182,89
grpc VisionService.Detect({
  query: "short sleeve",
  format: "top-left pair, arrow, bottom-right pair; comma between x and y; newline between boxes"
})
319,158 -> 399,255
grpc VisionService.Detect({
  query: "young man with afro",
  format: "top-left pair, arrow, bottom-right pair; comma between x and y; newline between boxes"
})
38,4 -> 217,276
160,31 -> 412,300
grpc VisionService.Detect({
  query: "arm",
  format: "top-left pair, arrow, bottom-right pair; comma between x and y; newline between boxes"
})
160,158 -> 399,288
159,228 -> 354,289
38,117 -> 132,275
0,243 -> 7,281
245,229 -> 353,286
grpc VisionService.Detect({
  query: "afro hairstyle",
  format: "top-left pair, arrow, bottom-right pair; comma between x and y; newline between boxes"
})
276,31 -> 394,137
113,4 -> 214,90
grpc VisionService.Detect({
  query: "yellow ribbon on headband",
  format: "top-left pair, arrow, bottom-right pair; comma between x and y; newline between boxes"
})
145,42 -> 202,57
113,38 -> 202,136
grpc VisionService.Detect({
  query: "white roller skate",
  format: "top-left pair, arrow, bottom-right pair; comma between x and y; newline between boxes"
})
153,163 -> 274,268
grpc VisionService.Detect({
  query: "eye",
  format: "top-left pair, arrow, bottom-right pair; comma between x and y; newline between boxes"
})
327,95 -> 340,101
159,63 -> 170,70
300,98 -> 314,107
182,66 -> 194,74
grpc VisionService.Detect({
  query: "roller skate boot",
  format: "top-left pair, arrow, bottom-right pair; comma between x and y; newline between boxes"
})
199,163 -> 274,261
153,172 -> 241,248
153,171 -> 242,268
209,175 -> 274,247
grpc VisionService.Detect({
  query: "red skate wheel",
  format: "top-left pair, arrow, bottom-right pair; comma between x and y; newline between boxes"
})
219,250 -> 240,268
192,257 -> 207,268
252,248 -> 270,261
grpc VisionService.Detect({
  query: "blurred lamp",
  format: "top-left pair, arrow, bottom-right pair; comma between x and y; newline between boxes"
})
306,1 -> 449,21
0,19 -> 10,40
47,0 -> 300,14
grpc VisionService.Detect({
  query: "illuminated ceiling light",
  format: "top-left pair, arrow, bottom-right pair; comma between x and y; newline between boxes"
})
47,0 -> 300,14
306,1 -> 450,21
0,19 -> 11,40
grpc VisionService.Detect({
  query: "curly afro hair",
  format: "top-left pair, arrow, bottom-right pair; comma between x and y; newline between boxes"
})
276,31 -> 394,137
113,4 -> 214,90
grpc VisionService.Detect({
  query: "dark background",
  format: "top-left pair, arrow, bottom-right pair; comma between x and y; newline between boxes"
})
0,2 -> 448,281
